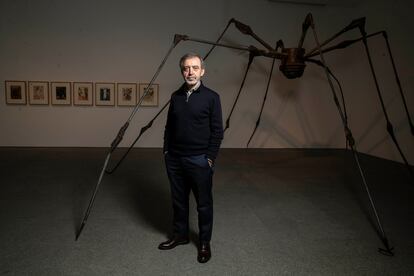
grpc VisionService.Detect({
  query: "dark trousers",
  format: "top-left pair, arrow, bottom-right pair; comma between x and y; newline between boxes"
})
165,153 -> 214,242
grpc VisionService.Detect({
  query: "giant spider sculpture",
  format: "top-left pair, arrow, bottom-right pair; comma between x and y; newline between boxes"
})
76,13 -> 413,256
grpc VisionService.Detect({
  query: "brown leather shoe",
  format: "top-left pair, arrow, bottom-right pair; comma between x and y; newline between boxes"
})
158,236 -> 189,250
197,242 -> 211,263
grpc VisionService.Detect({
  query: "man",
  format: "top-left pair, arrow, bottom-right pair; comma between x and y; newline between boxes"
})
159,53 -> 224,263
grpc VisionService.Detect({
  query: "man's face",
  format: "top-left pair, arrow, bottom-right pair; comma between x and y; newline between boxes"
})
181,57 -> 205,88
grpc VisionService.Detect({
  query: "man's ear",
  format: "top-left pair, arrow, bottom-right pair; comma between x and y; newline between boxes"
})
200,68 -> 205,77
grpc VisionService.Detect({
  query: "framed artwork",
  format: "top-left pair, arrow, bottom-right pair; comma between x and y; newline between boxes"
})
73,82 -> 93,106
95,83 -> 115,106
117,83 -> 137,106
139,83 -> 159,107
51,82 -> 71,105
5,81 -> 26,105
28,81 -> 49,105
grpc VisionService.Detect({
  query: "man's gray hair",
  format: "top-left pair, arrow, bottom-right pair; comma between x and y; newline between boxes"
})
179,53 -> 205,70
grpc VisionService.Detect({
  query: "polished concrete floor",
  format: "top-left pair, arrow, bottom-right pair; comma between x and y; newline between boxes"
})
0,147 -> 413,275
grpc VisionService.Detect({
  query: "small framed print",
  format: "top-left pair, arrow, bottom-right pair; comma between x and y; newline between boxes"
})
28,81 -> 49,105
51,82 -> 71,105
95,83 -> 115,106
139,83 -> 159,107
5,81 -> 26,105
117,83 -> 137,106
73,82 -> 93,106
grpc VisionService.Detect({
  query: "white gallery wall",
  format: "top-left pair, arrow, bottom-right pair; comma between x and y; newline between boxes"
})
0,0 -> 413,164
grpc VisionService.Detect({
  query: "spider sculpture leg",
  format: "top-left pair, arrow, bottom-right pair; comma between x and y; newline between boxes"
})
306,13 -> 394,256
247,40 -> 284,147
76,37 -> 183,240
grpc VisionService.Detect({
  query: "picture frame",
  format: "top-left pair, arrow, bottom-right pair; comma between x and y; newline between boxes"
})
139,83 -> 159,107
28,81 -> 49,105
117,83 -> 137,106
73,82 -> 93,106
95,82 -> 115,106
5,80 -> 26,105
51,82 -> 71,105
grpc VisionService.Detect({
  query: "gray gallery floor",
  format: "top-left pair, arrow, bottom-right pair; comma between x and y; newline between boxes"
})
0,147 -> 413,275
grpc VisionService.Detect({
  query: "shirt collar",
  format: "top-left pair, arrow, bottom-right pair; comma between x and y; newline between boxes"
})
186,81 -> 201,94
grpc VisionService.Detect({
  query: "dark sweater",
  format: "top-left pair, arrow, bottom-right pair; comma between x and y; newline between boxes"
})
163,82 -> 224,161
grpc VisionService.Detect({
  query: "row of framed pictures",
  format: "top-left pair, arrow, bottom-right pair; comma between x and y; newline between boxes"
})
4,81 -> 159,107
